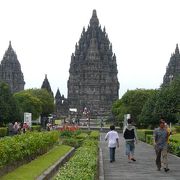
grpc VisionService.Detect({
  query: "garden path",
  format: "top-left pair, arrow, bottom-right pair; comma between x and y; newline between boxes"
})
99,133 -> 180,180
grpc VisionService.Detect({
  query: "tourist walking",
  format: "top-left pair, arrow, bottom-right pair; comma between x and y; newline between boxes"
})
153,119 -> 170,172
123,118 -> 138,163
105,125 -> 119,163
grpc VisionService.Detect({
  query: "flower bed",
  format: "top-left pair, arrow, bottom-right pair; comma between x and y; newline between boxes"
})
55,139 -> 98,180
0,131 -> 59,169
55,131 -> 99,180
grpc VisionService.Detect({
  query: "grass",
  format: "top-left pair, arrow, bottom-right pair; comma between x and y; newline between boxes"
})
1,145 -> 72,180
171,133 -> 180,143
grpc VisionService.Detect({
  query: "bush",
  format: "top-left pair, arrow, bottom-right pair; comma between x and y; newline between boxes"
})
31,125 -> 41,132
175,126 -> 180,133
0,128 -> 7,137
55,139 -> 98,180
89,131 -> 99,140
0,131 -> 59,167
137,129 -> 153,142
76,132 -> 88,139
146,135 -> 153,145
62,138 -> 83,148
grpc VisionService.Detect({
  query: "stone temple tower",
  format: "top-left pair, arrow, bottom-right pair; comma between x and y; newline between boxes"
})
0,41 -> 25,93
41,74 -> 54,96
68,10 -> 119,117
163,44 -> 180,85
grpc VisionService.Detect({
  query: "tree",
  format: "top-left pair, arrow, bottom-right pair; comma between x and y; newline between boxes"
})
27,89 -> 54,117
14,88 -> 55,119
138,90 -> 159,128
112,89 -> 155,127
14,91 -> 42,120
0,82 -> 20,125
154,76 -> 180,124
139,76 -> 180,127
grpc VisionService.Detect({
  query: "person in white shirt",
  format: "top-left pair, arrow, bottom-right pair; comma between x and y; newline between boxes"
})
105,125 -> 119,163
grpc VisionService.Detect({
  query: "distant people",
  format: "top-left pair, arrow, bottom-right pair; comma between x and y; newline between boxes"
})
105,125 -> 119,163
22,122 -> 29,133
100,118 -> 104,131
13,122 -> 19,135
153,119 -> 169,172
123,118 -> 138,163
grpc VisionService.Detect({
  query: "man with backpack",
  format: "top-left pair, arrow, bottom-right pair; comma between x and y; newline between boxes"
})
123,118 -> 138,163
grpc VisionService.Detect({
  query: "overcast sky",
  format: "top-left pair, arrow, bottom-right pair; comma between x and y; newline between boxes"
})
0,0 -> 180,98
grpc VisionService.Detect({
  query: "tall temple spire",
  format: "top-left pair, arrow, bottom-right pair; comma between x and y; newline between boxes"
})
90,9 -> 99,28
68,10 -> 119,117
175,43 -> 179,54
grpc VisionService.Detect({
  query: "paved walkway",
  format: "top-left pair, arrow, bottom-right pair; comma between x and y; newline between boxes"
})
99,133 -> 180,180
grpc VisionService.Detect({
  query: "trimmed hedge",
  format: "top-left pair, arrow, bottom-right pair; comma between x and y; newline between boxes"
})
31,125 -> 41,132
55,139 -> 98,180
0,131 -> 59,168
62,138 -> 83,148
137,129 -> 153,142
0,127 -> 7,137
175,126 -> 180,133
1,145 -> 72,180
89,130 -> 99,139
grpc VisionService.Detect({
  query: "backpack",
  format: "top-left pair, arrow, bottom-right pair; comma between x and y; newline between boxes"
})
123,128 -> 135,139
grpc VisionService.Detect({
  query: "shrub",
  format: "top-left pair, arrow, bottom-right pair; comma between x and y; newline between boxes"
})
146,135 -> 153,145
76,132 -> 88,139
0,131 -> 59,167
89,131 -> 99,140
0,128 -> 7,137
175,126 -> 180,133
62,138 -> 83,148
137,129 -> 153,142
31,125 -> 41,132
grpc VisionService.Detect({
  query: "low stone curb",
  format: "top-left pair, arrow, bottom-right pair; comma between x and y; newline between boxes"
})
99,147 -> 104,180
36,147 -> 75,180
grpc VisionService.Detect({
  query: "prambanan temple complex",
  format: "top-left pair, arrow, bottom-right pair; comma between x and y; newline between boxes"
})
67,10 -> 119,117
0,10 -> 180,119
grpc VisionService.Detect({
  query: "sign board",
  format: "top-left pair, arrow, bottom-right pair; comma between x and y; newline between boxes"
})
123,114 -> 131,127
55,120 -> 61,125
24,112 -> 32,127
69,108 -> 77,112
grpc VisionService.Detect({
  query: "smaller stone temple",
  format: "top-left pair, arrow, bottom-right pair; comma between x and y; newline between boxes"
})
41,74 -> 54,96
0,41 -> 25,93
55,89 -> 69,117
163,44 -> 180,85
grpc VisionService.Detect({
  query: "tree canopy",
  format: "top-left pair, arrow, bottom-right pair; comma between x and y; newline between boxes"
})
0,82 -> 20,125
112,89 -> 155,127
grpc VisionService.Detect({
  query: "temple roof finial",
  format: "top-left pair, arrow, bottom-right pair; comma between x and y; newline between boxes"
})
90,9 -> 99,27
175,43 -> 179,54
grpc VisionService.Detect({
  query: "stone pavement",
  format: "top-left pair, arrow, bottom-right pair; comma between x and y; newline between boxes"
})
99,133 -> 180,180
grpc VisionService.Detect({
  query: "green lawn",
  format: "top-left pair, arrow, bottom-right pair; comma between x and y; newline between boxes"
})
171,133 -> 180,143
1,145 -> 72,180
